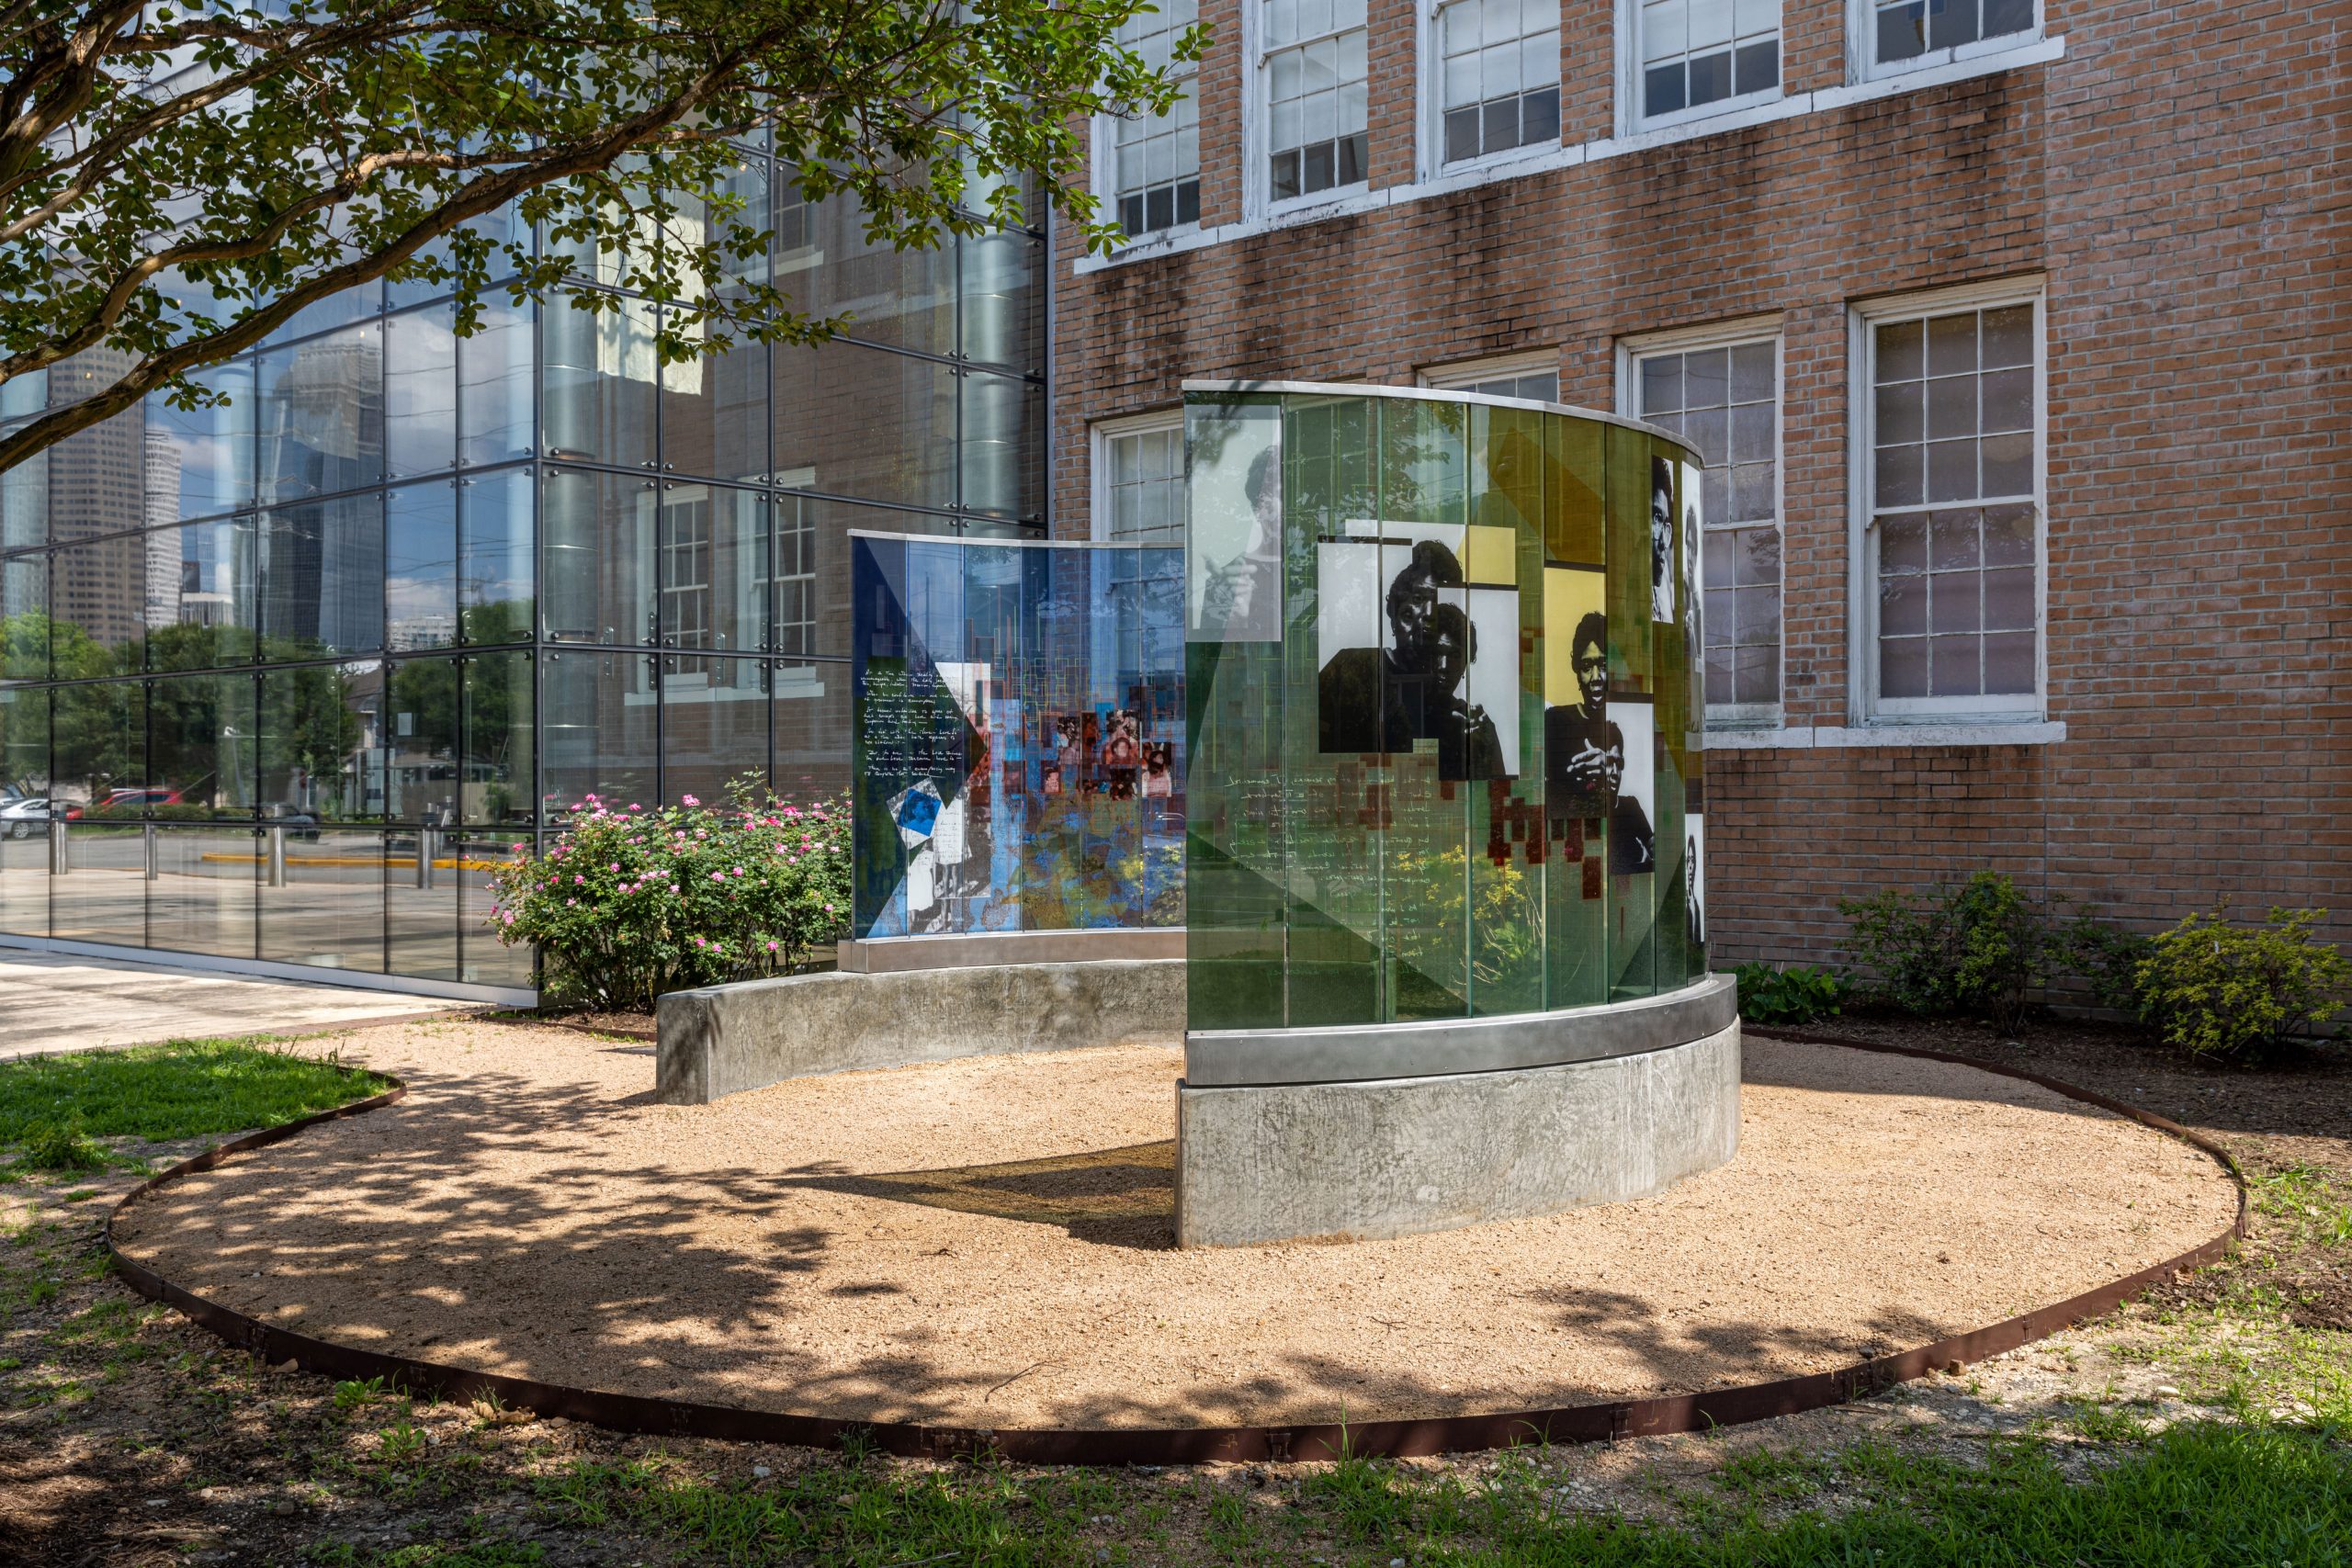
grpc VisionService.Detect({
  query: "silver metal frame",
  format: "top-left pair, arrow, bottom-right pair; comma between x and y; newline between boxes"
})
1184,972 -> 1737,1088
1179,378 -> 1702,459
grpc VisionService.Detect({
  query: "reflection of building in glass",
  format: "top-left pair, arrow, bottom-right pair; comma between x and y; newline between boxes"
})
0,175 -> 1046,996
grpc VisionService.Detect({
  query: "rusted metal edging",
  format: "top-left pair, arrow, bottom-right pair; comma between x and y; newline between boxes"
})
106,1030 -> 2247,1466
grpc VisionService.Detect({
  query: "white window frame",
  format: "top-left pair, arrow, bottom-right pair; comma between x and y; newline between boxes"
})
1243,0 -> 1370,220
1416,0 -> 1564,182
1616,0 -> 1785,138
1091,2 -> 1203,249
1616,314 -> 1785,731
1848,276 -> 2048,725
1090,406 -> 1187,543
1848,0 -> 2041,85
1419,349 -> 1562,397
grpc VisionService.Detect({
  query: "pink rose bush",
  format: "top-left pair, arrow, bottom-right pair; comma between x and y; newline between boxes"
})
486,777 -> 852,1009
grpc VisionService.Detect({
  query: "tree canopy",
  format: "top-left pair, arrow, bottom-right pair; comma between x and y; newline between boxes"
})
0,0 -> 1199,474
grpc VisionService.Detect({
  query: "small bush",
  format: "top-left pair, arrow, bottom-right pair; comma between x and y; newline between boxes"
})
2057,916 -> 2154,1015
16,1118 -> 105,1171
488,776 -> 852,1010
1840,871 -> 2049,1031
1734,963 -> 1849,1026
2135,906 -> 2349,1059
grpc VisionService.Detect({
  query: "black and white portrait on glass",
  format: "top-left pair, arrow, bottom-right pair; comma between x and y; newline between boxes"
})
1684,813 -> 1704,952
1186,404 -> 1282,643
1542,586 -> 1656,875
1315,523 -> 1517,781
1543,589 -> 1614,818
1679,458 -> 1703,649
1649,454 -> 1676,624
1611,697 -> 1657,875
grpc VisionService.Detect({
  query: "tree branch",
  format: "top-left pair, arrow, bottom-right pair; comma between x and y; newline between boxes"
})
0,29 -> 782,476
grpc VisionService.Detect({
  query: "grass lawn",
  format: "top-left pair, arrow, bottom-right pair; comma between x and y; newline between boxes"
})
528,1419 -> 2352,1567
0,1036 -> 392,1156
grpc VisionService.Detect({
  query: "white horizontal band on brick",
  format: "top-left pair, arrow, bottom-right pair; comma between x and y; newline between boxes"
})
1703,720 -> 2067,750
1074,34 -> 2065,276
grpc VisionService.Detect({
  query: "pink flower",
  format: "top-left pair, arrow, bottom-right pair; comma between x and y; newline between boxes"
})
681,794 -> 701,807
609,863 -> 620,873
574,874 -> 585,886
730,866 -> 744,877
510,842 -> 525,853
765,941 -> 778,952
694,935 -> 707,946
565,897 -> 576,907
709,872 -> 723,882
822,902 -> 834,913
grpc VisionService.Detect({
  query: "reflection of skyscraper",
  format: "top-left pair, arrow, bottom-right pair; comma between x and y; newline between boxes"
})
45,347 -> 147,648
142,426 -> 182,629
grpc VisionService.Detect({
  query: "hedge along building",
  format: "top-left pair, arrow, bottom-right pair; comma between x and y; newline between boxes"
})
1057,0 -> 2352,965
0,171 -> 1048,1002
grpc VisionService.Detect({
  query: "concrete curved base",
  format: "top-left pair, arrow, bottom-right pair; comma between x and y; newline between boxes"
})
655,958 -> 1183,1103
1173,1019 -> 1742,1247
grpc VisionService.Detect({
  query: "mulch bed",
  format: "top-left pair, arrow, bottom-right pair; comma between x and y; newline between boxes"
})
1781,1010 -> 2352,1330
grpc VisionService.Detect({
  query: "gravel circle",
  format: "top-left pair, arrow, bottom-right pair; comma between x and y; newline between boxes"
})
112,1018 -> 2237,1430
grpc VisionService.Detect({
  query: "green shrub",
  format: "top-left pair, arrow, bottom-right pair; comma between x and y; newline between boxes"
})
1734,963 -> 1849,1026
2134,906 -> 2349,1059
2057,916 -> 2154,1015
488,776 -> 852,1010
1840,871 -> 2050,1031
17,1118 -> 106,1171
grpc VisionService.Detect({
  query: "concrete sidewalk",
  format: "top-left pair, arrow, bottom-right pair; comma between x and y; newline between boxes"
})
0,950 -> 481,1059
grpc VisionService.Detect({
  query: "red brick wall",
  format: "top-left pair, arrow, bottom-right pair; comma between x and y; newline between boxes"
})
1055,0 -> 2352,964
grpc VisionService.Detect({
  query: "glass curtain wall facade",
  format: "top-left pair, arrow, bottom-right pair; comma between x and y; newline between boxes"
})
1183,384 -> 1705,1039
0,168 -> 1046,994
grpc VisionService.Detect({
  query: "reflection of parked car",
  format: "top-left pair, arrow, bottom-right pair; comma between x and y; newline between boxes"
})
269,811 -> 323,841
0,797 -> 48,839
64,787 -> 187,820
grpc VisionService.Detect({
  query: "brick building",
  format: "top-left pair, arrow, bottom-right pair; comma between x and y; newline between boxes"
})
1052,0 -> 2351,964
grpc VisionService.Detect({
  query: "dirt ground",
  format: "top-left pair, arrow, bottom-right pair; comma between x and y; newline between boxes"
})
108,1019 -> 2230,1428
1,1010 -> 2343,1567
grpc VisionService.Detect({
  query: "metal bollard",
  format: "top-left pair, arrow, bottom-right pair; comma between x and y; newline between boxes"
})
415,825 -> 435,889
266,824 -> 288,887
49,817 -> 67,875
144,822 -> 158,882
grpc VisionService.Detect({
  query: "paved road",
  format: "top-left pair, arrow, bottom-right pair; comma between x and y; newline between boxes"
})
0,949 -> 481,1060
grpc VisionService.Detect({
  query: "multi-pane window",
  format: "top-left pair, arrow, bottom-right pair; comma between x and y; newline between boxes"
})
1639,0 -> 1780,119
1424,358 -> 1559,402
1098,420 -> 1186,543
1871,0 -> 2034,69
774,497 -> 817,655
1866,296 -> 2040,710
1437,0 -> 1561,164
1114,0 -> 1201,237
1635,336 -> 1780,712
1262,0 -> 1369,203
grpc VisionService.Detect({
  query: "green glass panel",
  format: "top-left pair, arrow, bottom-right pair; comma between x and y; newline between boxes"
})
1373,398 -> 1472,1021
1182,387 -> 1704,1054
1542,405 -> 1611,1010
1184,395 -> 1286,1030
1283,395 -> 1381,1026
1604,423 -> 1657,1001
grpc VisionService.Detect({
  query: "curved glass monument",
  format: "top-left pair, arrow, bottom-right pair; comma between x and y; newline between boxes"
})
1183,380 -> 1708,1050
